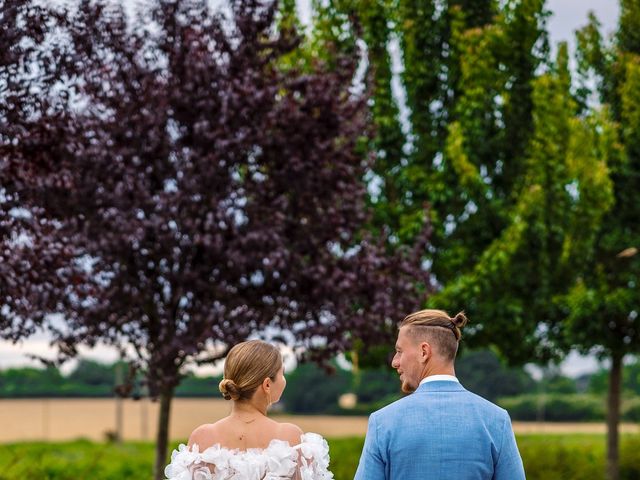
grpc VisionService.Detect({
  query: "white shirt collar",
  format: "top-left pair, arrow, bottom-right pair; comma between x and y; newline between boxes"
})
419,374 -> 459,386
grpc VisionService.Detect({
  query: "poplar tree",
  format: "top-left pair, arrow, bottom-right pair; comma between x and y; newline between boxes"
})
308,0 -> 551,361
561,4 -> 640,478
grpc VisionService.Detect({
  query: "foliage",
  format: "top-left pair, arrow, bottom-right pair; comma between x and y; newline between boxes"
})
281,349 -> 540,412
0,360 -> 220,398
0,366 -> 68,397
622,397 -> 640,422
562,3 -> 640,477
0,440 -> 154,479
369,0 -> 554,364
540,371 -> 579,394
4,436 -> 640,480
174,375 -> 222,398
281,362 -> 352,414
0,0 -> 76,341
499,393 -> 640,423
588,359 -> 640,396
1,1 -> 430,477
66,360 -> 119,388
0,349 -> 542,404
520,434 -> 640,480
0,438 -> 364,480
306,0 -> 599,369
499,394 -> 606,422
280,362 -> 401,414
353,367 -> 400,404
2,0 -> 427,397
455,349 -> 536,402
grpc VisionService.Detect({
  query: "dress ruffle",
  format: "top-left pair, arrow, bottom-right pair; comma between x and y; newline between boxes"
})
164,433 -> 333,480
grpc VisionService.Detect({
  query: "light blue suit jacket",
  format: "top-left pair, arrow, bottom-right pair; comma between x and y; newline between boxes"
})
354,380 -> 525,480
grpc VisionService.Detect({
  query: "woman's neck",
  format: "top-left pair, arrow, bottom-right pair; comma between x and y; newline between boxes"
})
231,399 -> 267,418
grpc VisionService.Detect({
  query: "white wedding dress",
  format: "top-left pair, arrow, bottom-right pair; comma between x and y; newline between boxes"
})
164,432 -> 334,480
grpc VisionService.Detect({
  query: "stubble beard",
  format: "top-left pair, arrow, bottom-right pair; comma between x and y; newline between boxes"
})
400,378 -> 416,394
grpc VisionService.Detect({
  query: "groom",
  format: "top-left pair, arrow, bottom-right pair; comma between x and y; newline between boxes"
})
354,309 -> 525,480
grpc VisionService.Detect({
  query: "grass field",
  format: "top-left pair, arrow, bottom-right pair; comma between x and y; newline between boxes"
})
2,434 -> 640,479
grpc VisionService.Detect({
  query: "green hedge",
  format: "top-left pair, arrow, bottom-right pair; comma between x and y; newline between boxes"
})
498,394 -> 606,421
622,397 -> 640,422
2,435 -> 640,479
498,394 -> 640,422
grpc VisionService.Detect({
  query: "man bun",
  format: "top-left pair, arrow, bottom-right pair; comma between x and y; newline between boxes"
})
451,311 -> 468,329
219,378 -> 241,401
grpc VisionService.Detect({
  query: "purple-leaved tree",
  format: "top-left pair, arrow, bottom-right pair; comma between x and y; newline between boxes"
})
1,0 -> 79,341
1,1 -> 430,477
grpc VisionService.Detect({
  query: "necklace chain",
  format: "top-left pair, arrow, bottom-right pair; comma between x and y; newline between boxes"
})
232,414 -> 259,424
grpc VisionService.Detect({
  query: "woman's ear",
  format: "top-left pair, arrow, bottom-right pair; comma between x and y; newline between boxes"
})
262,377 -> 271,392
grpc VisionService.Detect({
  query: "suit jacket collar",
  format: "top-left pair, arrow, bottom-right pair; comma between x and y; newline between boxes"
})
415,380 -> 466,393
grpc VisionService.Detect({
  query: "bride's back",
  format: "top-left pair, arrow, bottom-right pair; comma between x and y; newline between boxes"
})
188,415 -> 303,452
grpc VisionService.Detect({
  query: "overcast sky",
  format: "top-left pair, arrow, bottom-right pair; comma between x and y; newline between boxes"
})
2,0 -> 620,377
546,0 -> 619,49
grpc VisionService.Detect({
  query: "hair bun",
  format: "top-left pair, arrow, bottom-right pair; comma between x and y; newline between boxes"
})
451,311 -> 468,329
219,378 -> 241,401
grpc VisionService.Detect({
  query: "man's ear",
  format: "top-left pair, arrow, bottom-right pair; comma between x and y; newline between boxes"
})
420,342 -> 432,362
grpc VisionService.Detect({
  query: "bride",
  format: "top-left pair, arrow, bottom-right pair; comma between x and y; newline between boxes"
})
164,340 -> 333,479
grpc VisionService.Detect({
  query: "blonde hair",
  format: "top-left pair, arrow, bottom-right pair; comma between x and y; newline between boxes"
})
218,340 -> 282,401
400,309 -> 468,361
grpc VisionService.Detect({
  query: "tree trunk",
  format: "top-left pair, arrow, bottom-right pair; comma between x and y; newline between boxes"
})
154,388 -> 174,480
115,362 -> 123,443
606,352 -> 622,480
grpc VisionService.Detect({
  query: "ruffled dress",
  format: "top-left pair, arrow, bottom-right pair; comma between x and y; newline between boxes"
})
164,432 -> 333,480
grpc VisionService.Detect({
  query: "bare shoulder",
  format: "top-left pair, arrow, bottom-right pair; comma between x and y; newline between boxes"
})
277,422 -> 304,446
187,422 -> 221,450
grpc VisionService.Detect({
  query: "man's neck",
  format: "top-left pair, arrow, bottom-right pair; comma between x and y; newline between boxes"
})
420,362 -> 455,380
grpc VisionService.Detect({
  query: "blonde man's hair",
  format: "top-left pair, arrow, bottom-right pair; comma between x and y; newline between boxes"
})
218,340 -> 282,401
400,309 -> 468,361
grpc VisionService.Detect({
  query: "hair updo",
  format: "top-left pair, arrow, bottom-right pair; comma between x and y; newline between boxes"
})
218,378 -> 242,401
218,340 -> 282,401
450,311 -> 469,339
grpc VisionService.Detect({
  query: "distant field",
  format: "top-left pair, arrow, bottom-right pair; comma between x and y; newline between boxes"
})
0,398 -> 369,442
511,421 -> 640,434
1,398 -> 639,443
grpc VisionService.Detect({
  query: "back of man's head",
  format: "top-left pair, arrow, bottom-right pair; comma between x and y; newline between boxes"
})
400,309 -> 468,362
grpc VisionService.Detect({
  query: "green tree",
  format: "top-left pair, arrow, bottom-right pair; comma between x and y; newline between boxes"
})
428,0 -> 558,364
438,39 -> 622,475
540,373 -> 578,395
281,362 -> 351,413
557,4 -> 640,478
67,360 -> 117,387
588,359 -> 640,396
455,350 -> 536,401
0,366 -> 64,397
175,374 -> 222,397
302,4 -> 636,478
354,367 -> 400,404
307,0 -> 553,363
